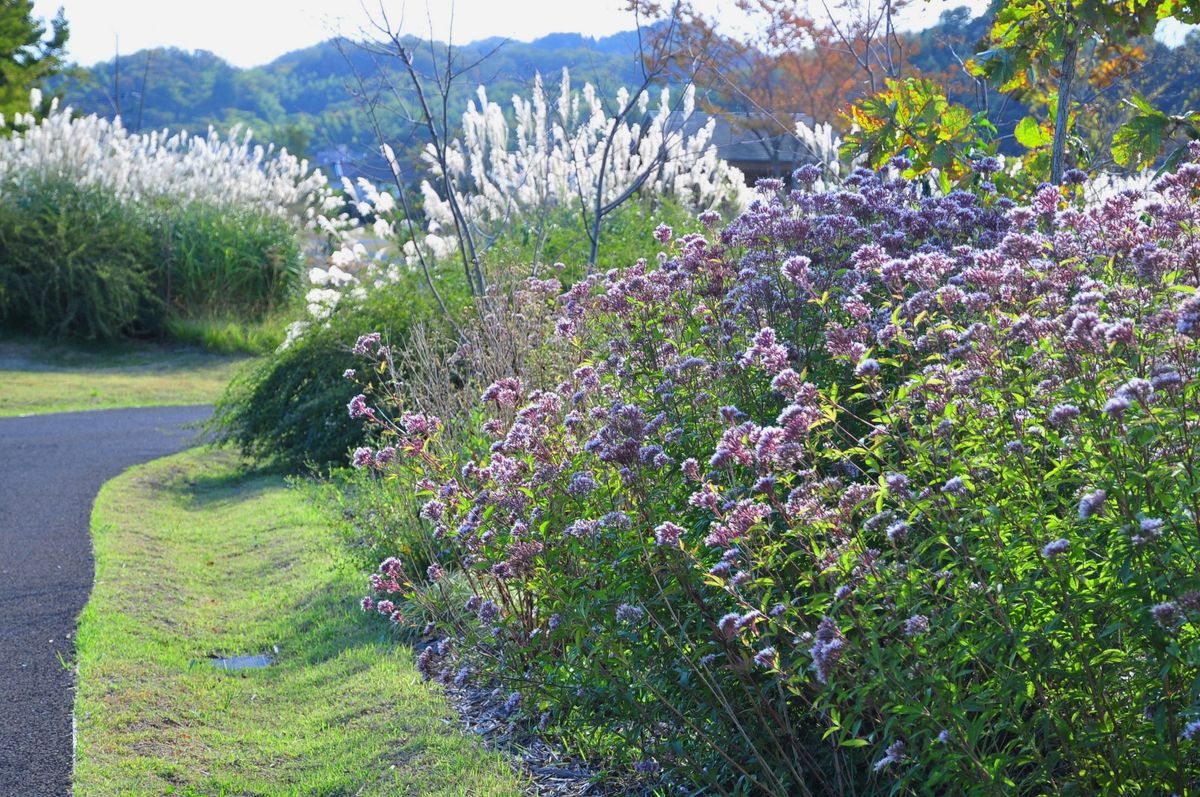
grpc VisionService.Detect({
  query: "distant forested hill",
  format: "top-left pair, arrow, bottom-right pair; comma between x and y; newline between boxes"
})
43,11 -> 1200,183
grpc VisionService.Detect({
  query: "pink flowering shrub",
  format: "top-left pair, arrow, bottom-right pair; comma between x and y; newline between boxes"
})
350,152 -> 1200,794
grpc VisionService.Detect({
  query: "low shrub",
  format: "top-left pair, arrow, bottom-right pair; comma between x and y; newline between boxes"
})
349,157 -> 1200,795
481,199 -> 706,274
212,267 -> 468,470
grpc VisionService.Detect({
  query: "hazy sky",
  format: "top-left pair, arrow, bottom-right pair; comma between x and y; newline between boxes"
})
32,0 -> 996,68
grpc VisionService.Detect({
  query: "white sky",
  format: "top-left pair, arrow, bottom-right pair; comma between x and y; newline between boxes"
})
33,0 -> 998,68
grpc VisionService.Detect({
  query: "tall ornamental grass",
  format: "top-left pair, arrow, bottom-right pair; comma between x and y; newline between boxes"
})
416,71 -> 747,246
0,91 -> 330,217
0,176 -> 157,340
299,70 -> 750,324
347,150 -> 1200,794
0,92 -> 336,340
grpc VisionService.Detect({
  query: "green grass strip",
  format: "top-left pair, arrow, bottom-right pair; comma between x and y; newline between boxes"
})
0,340 -> 249,417
75,448 -> 521,796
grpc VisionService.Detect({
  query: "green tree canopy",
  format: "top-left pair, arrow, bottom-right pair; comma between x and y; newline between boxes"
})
970,0 -> 1200,181
0,1 -> 68,119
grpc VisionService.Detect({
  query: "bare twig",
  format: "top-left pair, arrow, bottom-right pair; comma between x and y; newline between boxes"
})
334,35 -> 463,338
364,1 -> 491,295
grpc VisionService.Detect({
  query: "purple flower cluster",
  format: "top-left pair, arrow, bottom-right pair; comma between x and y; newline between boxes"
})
753,646 -> 778,668
1132,518 -> 1165,545
351,446 -> 374,469
809,617 -> 845,684
347,393 -> 372,420
873,740 -> 905,772
1048,403 -> 1080,427
1151,601 -> 1182,629
1078,489 -> 1106,521
903,614 -> 930,637
1041,538 -> 1070,559
616,603 -> 645,624
654,521 -> 685,546
1176,294 -> 1200,337
351,332 -> 382,355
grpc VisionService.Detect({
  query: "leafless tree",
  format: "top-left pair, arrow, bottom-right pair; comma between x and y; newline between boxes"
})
335,0 -> 710,312
349,2 -> 507,297
573,1 -> 699,266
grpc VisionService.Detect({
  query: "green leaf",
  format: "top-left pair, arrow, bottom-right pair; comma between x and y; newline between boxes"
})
937,170 -> 953,196
1112,113 -> 1170,168
941,105 -> 973,138
1015,116 -> 1052,148
931,141 -> 957,169
1127,92 -> 1157,115
1154,141 -> 1190,178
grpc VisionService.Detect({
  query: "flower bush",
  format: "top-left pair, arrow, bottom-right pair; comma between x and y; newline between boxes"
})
348,149 -> 1200,794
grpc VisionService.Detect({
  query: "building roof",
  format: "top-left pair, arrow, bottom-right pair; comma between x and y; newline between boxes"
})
696,112 -> 817,166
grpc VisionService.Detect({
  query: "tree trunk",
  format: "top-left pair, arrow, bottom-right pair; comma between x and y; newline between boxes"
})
1050,31 -> 1079,184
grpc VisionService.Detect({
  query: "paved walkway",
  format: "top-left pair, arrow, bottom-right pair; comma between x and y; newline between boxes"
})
0,406 -> 211,796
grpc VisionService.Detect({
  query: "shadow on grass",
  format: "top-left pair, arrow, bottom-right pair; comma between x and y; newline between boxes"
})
132,450 -> 398,672
0,334 -> 252,372
166,448 -> 292,508
192,586 -> 393,678
169,453 -> 393,668
270,583 -> 397,671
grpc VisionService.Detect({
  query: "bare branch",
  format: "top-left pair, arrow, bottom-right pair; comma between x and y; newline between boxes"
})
333,35 -> 462,337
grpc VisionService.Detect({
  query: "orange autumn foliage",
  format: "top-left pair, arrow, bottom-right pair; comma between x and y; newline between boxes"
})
629,0 -> 946,136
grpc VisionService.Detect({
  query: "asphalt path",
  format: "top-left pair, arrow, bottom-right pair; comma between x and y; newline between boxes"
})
0,405 -> 212,796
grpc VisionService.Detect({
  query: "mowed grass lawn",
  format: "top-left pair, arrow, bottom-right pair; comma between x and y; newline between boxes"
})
76,447 -> 521,797
0,338 -> 247,416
